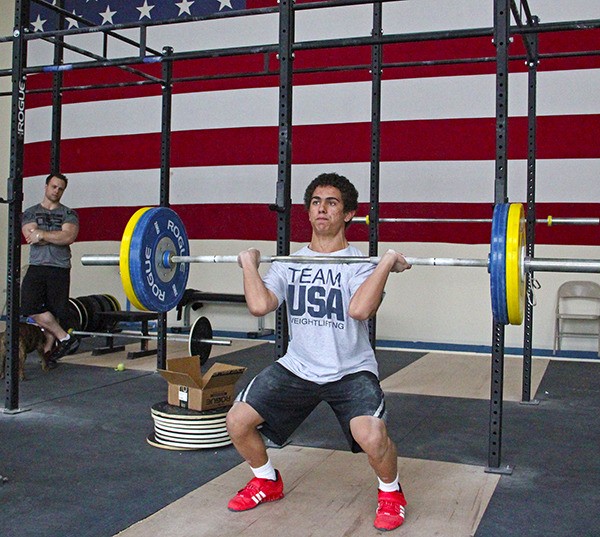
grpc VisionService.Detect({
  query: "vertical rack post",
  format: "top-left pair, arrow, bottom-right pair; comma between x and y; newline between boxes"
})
50,0 -> 64,172
158,46 -> 174,370
522,18 -> 539,404
4,0 -> 31,412
273,0 -> 294,358
487,0 -> 512,474
368,2 -> 383,349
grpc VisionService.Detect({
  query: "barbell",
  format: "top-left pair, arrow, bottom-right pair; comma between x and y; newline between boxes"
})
70,316 -> 229,365
80,204 -> 600,326
355,215 -> 600,226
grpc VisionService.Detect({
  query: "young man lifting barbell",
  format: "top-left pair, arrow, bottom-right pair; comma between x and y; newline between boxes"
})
227,172 -> 411,532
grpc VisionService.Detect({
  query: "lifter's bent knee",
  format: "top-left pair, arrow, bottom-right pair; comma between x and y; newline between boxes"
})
351,416 -> 392,459
226,402 -> 263,440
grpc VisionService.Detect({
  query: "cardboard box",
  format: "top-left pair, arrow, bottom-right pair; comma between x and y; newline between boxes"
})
158,356 -> 246,411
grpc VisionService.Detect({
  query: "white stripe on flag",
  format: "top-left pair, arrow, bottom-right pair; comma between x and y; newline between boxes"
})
24,69 -> 600,144
22,158 -> 600,210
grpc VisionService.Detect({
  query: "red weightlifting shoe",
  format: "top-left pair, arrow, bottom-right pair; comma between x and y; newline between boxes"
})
374,489 -> 407,531
227,470 -> 284,511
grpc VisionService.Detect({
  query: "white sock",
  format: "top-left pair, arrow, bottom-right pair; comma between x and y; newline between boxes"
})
251,459 -> 276,481
378,474 -> 399,492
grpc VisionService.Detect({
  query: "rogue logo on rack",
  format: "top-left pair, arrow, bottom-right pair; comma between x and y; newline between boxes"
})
17,80 -> 25,137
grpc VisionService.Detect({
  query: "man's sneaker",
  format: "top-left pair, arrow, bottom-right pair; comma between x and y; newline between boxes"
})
374,489 -> 407,531
227,470 -> 284,511
43,352 -> 59,368
65,337 -> 81,355
46,336 -> 79,362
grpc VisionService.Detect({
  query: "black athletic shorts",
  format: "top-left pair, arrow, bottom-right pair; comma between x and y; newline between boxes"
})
21,265 -> 71,323
235,362 -> 387,453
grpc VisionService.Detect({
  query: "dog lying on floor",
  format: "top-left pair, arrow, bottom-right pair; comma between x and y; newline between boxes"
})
0,323 -> 49,381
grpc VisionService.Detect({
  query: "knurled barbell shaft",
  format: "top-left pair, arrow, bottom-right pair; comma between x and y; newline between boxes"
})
70,329 -> 231,346
81,253 -> 600,273
81,253 -> 489,267
173,255 -> 491,267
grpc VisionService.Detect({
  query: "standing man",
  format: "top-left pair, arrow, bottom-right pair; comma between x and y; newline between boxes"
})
227,172 -> 411,532
21,173 -> 79,364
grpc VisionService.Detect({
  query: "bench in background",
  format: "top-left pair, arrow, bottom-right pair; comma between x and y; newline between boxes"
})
175,289 -> 273,338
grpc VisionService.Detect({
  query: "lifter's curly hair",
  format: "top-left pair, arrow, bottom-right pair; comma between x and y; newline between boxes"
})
303,172 -> 359,214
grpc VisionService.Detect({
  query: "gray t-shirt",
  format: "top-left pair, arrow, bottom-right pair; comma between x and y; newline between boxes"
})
22,203 -> 79,269
263,245 -> 378,384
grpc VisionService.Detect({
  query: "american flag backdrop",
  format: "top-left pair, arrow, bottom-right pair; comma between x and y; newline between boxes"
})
29,0 -> 247,30
22,1 -> 600,248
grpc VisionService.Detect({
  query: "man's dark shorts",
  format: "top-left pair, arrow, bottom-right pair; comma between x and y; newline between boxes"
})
21,265 -> 71,322
235,362 -> 387,453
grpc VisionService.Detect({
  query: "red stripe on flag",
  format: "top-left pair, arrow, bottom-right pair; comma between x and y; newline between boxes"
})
23,114 -> 600,176
69,202 -> 600,246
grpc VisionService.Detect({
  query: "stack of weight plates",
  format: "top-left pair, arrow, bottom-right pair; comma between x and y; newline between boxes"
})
67,294 -> 122,333
147,401 -> 231,450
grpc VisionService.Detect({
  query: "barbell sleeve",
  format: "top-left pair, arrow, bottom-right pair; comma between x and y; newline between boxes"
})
82,255 -> 120,266
524,258 -> 600,273
545,217 -> 600,226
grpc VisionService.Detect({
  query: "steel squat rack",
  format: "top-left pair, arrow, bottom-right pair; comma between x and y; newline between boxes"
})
2,0 -> 600,472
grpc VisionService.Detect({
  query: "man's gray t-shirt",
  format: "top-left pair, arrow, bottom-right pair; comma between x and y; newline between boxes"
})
22,203 -> 79,269
263,245 -> 378,384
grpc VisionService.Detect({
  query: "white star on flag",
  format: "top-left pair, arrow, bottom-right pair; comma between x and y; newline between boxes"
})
137,1 -> 155,20
66,10 -> 80,29
31,14 -> 46,32
100,5 -> 117,25
175,0 -> 195,16
218,0 -> 233,10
